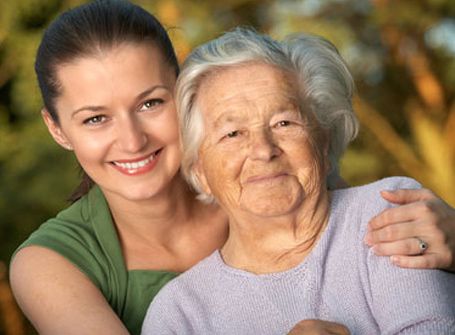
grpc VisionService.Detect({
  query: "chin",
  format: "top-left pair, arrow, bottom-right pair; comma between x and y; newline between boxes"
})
239,184 -> 304,217
240,194 -> 303,217
124,192 -> 156,202
245,205 -> 300,217
107,184 -> 163,202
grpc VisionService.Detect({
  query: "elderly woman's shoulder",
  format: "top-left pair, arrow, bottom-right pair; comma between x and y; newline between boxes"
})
342,176 -> 421,196
330,176 -> 421,215
327,177 -> 420,241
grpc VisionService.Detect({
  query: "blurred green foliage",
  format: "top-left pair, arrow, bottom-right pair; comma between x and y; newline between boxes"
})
0,0 -> 454,333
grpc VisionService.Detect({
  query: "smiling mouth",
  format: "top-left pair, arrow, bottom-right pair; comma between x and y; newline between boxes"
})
111,148 -> 162,175
246,172 -> 287,184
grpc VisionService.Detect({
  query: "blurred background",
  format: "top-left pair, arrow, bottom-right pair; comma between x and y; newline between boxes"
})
0,0 -> 454,333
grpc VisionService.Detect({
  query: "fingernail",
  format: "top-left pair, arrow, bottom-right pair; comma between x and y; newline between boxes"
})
364,234 -> 372,246
390,256 -> 399,264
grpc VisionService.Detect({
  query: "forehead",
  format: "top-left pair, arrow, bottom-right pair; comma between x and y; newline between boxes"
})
196,62 -> 299,121
53,43 -> 175,109
55,42 -> 175,100
58,42 -> 169,76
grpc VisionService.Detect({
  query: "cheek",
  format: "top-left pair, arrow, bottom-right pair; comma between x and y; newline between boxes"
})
70,133 -> 111,163
283,132 -> 320,161
131,111 -> 181,158
155,109 -> 180,142
291,147 -> 326,189
202,147 -> 244,192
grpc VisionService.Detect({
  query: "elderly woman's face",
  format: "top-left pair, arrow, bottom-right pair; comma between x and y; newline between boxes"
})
194,63 -> 327,217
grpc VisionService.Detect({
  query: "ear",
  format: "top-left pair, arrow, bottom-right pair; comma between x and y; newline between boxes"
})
41,109 -> 73,151
192,158 -> 212,196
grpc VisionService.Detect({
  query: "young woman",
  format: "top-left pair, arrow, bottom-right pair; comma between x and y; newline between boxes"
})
9,1 -> 455,334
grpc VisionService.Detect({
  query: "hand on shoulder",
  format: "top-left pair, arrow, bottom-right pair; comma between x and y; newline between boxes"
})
364,188 -> 455,272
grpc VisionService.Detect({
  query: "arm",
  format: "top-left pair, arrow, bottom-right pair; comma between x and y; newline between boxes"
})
10,246 -> 130,335
364,188 -> 455,271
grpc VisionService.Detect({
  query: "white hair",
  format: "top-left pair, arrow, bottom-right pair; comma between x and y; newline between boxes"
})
176,27 -> 358,202
282,33 -> 359,187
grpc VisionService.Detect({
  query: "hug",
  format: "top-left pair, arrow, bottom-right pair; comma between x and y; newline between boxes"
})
9,1 -> 455,334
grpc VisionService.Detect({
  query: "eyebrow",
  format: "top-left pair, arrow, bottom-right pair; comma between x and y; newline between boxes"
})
212,102 -> 301,129
134,85 -> 169,104
71,85 -> 170,118
213,112 -> 245,129
71,105 -> 106,118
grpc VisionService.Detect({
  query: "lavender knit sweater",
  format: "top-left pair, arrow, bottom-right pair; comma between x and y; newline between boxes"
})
142,177 -> 455,334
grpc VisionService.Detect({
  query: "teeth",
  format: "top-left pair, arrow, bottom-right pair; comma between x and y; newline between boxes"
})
113,152 -> 157,170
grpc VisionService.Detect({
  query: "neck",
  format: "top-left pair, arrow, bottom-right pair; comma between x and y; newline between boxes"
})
221,189 -> 330,274
105,175 -> 197,243
102,175 -> 228,272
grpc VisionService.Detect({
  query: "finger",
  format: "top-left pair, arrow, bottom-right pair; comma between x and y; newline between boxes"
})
368,198 -> 440,231
390,254 -> 441,269
370,238 -> 426,256
319,321 -> 350,335
365,221 -> 424,245
380,188 -> 435,205
327,324 -> 350,335
368,203 -> 420,231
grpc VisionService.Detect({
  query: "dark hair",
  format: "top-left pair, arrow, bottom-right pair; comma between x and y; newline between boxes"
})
35,0 -> 179,201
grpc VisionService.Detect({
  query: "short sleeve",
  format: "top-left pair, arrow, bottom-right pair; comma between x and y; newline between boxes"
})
13,216 -> 109,293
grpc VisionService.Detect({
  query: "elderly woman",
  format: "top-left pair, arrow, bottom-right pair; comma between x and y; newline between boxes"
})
142,29 -> 455,334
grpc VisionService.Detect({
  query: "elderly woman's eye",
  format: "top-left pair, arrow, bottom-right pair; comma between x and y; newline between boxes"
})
221,130 -> 240,140
276,120 -> 291,127
226,130 -> 239,138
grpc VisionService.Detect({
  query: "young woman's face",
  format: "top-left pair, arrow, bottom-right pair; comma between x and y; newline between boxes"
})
45,43 -> 181,202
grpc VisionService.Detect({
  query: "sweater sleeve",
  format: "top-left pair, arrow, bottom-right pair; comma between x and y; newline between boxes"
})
362,178 -> 455,334
367,254 -> 455,334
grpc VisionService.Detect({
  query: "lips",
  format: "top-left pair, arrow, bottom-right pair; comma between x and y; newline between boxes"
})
111,148 -> 162,176
245,172 -> 287,184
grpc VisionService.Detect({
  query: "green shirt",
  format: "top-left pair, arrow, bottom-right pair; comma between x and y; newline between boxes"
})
14,186 -> 178,335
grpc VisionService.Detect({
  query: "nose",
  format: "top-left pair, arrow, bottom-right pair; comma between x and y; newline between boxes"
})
248,129 -> 281,161
116,115 -> 147,153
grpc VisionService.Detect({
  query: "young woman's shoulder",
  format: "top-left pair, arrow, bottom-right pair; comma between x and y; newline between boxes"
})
11,185 -> 127,297
9,186 -> 130,334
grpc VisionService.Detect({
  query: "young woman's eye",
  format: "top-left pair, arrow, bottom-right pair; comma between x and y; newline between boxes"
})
83,115 -> 106,125
140,99 -> 164,111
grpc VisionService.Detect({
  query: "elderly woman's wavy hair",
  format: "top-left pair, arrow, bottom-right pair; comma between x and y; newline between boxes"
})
177,27 -> 359,202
